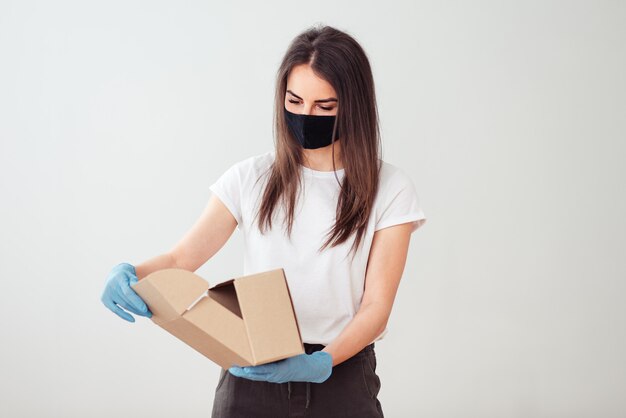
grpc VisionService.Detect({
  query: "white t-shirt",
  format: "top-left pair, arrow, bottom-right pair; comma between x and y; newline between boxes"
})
209,150 -> 426,345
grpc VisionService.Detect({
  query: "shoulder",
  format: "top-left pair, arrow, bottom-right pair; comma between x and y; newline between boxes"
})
227,150 -> 275,175
377,159 -> 412,190
218,151 -> 274,189
249,150 -> 275,173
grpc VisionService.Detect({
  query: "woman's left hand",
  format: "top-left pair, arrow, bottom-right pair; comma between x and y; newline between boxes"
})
228,351 -> 333,383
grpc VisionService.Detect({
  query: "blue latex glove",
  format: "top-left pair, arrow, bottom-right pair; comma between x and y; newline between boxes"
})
101,262 -> 152,322
228,351 -> 333,383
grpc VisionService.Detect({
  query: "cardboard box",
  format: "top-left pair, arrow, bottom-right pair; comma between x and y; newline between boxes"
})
131,267 -> 304,369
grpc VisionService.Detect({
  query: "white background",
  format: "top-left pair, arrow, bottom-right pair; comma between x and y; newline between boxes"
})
1,1 -> 625,417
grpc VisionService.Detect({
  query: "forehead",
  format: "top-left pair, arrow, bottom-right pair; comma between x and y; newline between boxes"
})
286,63 -> 336,98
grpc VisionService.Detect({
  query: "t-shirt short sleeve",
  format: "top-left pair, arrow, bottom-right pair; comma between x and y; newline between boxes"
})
375,168 -> 427,234
209,162 -> 243,228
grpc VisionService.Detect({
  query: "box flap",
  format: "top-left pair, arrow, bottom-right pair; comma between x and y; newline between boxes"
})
132,268 -> 208,322
209,278 -> 235,290
181,295 -> 253,367
234,268 -> 304,363
208,281 -> 242,318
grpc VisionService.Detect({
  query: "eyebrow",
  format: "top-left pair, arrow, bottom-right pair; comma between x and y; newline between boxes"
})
287,89 -> 338,103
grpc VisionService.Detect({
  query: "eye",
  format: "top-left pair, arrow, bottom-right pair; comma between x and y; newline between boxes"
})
287,99 -> 334,112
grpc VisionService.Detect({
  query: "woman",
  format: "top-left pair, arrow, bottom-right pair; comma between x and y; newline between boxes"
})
101,24 -> 426,417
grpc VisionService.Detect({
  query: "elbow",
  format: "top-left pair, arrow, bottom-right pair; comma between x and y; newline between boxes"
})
378,319 -> 388,336
168,251 -> 181,270
363,302 -> 390,336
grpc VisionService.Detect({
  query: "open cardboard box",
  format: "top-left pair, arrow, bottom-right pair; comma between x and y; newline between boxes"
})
131,267 -> 304,369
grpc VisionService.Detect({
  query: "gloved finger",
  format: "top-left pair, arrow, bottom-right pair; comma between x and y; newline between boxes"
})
229,368 -> 271,381
228,367 -> 245,378
119,281 -> 150,315
114,290 -> 150,317
102,297 -> 135,322
244,364 -> 275,374
238,366 -> 276,378
229,366 -> 261,376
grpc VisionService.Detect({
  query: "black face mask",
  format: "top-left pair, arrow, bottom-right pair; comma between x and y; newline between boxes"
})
284,107 -> 340,149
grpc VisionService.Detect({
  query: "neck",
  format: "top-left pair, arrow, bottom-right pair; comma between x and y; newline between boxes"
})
301,141 -> 343,171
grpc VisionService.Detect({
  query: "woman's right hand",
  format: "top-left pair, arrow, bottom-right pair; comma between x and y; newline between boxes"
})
101,262 -> 153,322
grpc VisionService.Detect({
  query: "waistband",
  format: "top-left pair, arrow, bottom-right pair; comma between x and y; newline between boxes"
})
302,342 -> 375,359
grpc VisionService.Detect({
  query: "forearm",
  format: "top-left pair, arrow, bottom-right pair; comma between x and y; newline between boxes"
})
321,303 -> 388,367
133,252 -> 178,281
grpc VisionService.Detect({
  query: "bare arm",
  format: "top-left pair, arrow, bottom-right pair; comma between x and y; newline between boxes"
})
321,221 -> 414,366
134,194 -> 238,280
134,253 -> 178,281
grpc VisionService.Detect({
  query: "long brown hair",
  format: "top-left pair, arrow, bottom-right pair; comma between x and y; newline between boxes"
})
255,24 -> 382,260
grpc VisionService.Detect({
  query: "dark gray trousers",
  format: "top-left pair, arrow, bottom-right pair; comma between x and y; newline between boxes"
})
211,342 -> 384,417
